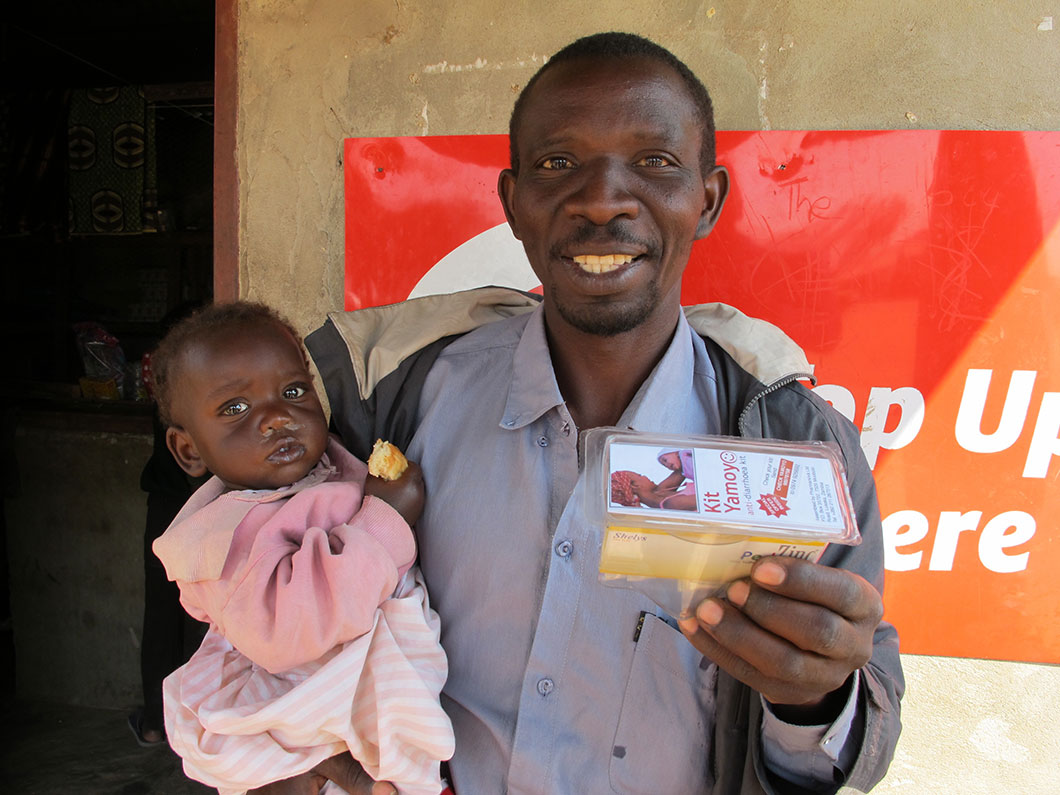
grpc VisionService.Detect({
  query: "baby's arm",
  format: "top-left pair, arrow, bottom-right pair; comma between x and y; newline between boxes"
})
656,470 -> 686,493
179,482 -> 416,673
364,460 -> 425,527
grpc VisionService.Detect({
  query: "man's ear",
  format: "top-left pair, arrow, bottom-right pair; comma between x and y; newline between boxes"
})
694,165 -> 730,240
166,426 -> 208,478
497,169 -> 522,240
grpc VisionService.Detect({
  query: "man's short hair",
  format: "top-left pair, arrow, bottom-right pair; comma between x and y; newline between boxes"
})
151,300 -> 306,428
508,32 -> 717,175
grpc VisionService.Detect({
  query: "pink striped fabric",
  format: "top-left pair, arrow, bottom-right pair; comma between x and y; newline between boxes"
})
163,572 -> 454,795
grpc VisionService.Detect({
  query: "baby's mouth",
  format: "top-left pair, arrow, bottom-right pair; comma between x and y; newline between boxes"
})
572,253 -> 636,274
267,437 -> 306,464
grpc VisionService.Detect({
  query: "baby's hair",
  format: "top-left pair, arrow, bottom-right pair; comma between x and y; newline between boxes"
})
152,300 -> 307,428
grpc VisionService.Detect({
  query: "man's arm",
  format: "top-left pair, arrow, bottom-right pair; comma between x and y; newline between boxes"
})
693,372 -> 903,790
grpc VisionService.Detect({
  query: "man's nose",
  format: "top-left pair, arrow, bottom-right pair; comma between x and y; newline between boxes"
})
563,158 -> 639,225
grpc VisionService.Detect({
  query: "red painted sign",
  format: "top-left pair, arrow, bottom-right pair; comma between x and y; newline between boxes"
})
345,131 -> 1060,663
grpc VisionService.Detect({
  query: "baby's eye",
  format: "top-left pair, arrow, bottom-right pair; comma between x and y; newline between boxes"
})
540,157 -> 574,170
283,385 -> 307,400
221,401 -> 248,416
635,154 -> 674,167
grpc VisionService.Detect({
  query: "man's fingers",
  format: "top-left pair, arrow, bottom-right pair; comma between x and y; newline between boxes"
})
683,597 -> 838,700
727,580 -> 864,660
750,558 -> 883,625
681,560 -> 885,705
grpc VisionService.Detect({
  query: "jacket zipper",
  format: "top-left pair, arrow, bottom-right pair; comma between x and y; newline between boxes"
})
736,372 -> 811,435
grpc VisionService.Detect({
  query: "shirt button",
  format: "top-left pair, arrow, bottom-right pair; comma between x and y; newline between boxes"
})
561,422 -> 571,436
537,678 -> 554,696
504,419 -> 515,427
555,540 -> 573,558
537,435 -> 549,447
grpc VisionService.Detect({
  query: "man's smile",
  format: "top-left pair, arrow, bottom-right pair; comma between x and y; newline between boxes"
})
571,253 -> 637,273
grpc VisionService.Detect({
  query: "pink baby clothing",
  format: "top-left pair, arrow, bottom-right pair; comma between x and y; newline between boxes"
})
153,437 -> 453,795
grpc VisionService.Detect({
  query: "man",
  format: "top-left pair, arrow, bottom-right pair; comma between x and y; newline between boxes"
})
298,31 -> 902,795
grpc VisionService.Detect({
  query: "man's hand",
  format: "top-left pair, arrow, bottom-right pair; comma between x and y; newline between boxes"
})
247,753 -> 396,794
365,460 -> 425,527
247,772 -> 328,795
678,556 -> 883,724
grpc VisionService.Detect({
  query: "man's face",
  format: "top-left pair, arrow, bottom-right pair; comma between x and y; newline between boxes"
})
166,322 -> 329,491
499,55 -> 728,338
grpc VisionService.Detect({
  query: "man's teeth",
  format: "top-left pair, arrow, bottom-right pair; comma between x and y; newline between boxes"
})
573,254 -> 634,273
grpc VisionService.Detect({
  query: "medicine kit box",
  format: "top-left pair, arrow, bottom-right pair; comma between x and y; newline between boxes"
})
581,428 -> 861,618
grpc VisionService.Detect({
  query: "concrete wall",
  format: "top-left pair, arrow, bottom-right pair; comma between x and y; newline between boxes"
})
229,1 -> 1060,792
6,416 -> 152,708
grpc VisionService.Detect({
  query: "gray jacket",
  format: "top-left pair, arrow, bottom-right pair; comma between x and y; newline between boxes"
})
307,287 -> 903,795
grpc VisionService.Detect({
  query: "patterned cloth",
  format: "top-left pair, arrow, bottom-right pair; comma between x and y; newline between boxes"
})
67,86 -> 157,233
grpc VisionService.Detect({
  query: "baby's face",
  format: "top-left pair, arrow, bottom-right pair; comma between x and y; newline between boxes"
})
168,322 -> 328,490
658,452 -> 682,472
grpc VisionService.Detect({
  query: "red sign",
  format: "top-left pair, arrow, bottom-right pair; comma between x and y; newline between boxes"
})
344,132 -> 1060,663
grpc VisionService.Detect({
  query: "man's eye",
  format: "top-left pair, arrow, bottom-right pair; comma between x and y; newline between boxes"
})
540,157 -> 573,170
283,385 -> 307,400
221,401 -> 248,416
636,155 -> 673,167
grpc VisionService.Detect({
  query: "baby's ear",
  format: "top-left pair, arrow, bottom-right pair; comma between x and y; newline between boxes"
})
166,426 -> 208,478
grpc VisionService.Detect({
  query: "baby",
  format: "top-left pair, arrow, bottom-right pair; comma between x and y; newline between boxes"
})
149,301 -> 453,795
611,449 -> 697,511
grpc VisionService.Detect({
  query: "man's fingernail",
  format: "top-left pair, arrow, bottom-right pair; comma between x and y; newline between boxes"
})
697,600 -> 724,626
727,580 -> 750,606
753,561 -> 785,585
678,616 -> 699,634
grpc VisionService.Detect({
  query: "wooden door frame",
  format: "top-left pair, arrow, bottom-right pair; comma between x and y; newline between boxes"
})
213,0 -> 238,301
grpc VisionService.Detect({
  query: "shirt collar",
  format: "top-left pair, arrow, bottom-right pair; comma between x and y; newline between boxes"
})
616,310 -> 706,434
501,305 -> 565,430
500,306 -> 717,435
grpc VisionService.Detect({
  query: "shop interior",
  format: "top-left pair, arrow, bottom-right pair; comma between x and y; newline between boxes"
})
2,4 -> 215,790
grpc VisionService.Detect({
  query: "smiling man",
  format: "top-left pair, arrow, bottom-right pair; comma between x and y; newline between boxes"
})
302,31 -> 903,795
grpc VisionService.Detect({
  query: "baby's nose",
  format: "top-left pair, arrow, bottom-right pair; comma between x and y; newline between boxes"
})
259,406 -> 292,434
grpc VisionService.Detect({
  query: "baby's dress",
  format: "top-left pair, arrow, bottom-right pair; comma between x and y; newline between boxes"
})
154,438 -> 453,795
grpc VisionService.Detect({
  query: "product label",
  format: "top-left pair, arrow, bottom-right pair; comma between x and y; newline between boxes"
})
607,442 -> 847,535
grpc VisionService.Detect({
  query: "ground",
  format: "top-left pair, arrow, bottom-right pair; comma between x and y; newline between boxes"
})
1,699 -> 211,794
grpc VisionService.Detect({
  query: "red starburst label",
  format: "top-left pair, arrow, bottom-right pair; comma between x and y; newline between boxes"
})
757,494 -> 790,517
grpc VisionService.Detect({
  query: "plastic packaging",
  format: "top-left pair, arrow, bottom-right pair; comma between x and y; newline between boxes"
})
583,428 -> 861,618
73,321 -> 127,399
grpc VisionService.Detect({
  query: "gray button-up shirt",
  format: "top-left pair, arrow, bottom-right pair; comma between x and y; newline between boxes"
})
408,306 -> 851,794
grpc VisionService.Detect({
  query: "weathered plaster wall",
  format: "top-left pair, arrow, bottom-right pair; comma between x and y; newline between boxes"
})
233,2 -> 1060,792
7,420 -> 152,707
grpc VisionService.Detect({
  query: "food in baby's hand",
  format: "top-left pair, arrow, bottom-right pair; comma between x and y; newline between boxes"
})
368,439 -> 408,481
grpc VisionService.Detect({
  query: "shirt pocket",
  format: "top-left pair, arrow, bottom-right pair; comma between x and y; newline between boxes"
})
609,613 -> 715,795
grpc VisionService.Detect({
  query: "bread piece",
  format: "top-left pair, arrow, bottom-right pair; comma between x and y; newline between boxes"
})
367,439 -> 408,481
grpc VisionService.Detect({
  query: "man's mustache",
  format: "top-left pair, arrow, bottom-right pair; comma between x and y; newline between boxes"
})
551,221 -> 655,257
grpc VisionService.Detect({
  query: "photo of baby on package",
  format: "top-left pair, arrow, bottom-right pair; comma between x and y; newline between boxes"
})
609,447 -> 698,512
